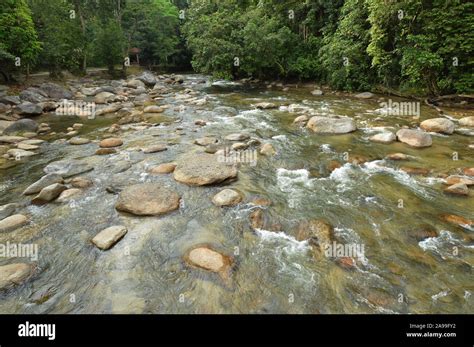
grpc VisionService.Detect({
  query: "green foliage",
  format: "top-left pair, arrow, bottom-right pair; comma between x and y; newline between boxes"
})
0,0 -> 41,72
92,19 -> 126,73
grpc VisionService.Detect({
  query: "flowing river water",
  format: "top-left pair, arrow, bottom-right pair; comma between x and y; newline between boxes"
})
0,75 -> 473,313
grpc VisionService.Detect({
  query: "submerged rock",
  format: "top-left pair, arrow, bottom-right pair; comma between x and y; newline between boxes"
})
225,133 -> 250,141
255,102 -> 277,109
3,119 -> 38,135
70,177 -> 93,188
142,144 -> 167,153
194,137 -> 218,146
0,263 -> 34,290
354,92 -> 374,99
396,129 -> 432,148
260,143 -> 276,156
44,159 -> 93,178
386,153 -> 408,161
56,188 -> 82,202
212,189 -> 242,207
0,203 -> 18,220
307,116 -> 356,134
92,225 -> 127,250
296,219 -> 334,251
68,137 -> 90,145
369,132 -> 396,144
115,183 -> 180,216
173,153 -> 238,186
0,214 -> 28,233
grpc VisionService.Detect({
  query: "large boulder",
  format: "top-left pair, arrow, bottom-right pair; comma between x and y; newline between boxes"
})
38,82 -> 73,100
307,116 -> 356,134
173,153 -> 238,186
115,183 -> 180,216
3,119 -> 38,135
43,159 -> 93,178
15,102 -> 42,116
136,71 -> 157,86
396,129 -> 432,148
420,118 -> 455,134
0,263 -> 34,290
23,173 -> 64,195
0,95 -> 21,105
19,89 -> 47,103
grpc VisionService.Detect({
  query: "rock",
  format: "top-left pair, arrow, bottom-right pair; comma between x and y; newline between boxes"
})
44,159 -> 93,178
463,168 -> 474,176
68,137 -> 90,145
249,208 -> 272,229
386,153 -> 408,160
445,175 -> 474,186
184,246 -> 232,277
260,143 -> 276,156
142,144 -> 167,153
56,188 -> 82,202
420,118 -> 455,134
307,116 -> 357,134
19,89 -> 46,103
225,133 -> 250,141
459,116 -> 474,127
115,183 -> 180,216
369,132 -> 396,144
105,160 -> 131,174
21,139 -> 45,146
173,153 -> 238,186
92,226 -> 127,250
38,101 -> 58,112
149,163 -> 176,174
72,123 -> 83,130
212,189 -> 242,207
99,137 -> 123,148
23,173 -> 64,195
410,225 -> 438,241
94,92 -> 115,104
400,166 -> 430,176
70,177 -> 93,188
195,119 -> 206,126
95,103 -> 122,116
443,183 -> 469,196
126,79 -> 146,89
231,142 -> 248,150
311,89 -> 323,96
0,135 -> 26,144
14,102 -> 42,116
136,71 -> 157,86
296,219 -> 334,250
0,203 -> 18,220
255,102 -> 277,109
194,137 -> 218,146
0,95 -> 21,105
440,214 -> 473,227
95,148 -> 116,155
3,119 -> 38,135
0,263 -> 34,290
39,82 -> 73,99
31,183 -> 67,204
143,105 -> 163,113
17,143 -> 39,150
250,197 -> 272,206
7,148 -> 37,159
396,129 -> 432,148
0,214 -> 28,233
354,92 -> 374,99
293,115 -> 309,124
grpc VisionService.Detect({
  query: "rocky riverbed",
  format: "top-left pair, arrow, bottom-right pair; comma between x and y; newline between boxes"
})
0,72 -> 473,313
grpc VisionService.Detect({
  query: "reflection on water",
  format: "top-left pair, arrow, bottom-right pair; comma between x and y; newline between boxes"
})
0,75 -> 473,314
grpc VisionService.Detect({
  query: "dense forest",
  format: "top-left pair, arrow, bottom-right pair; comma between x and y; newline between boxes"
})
0,0 -> 473,95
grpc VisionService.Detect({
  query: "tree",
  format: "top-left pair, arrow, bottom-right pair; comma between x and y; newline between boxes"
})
0,0 -> 41,79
